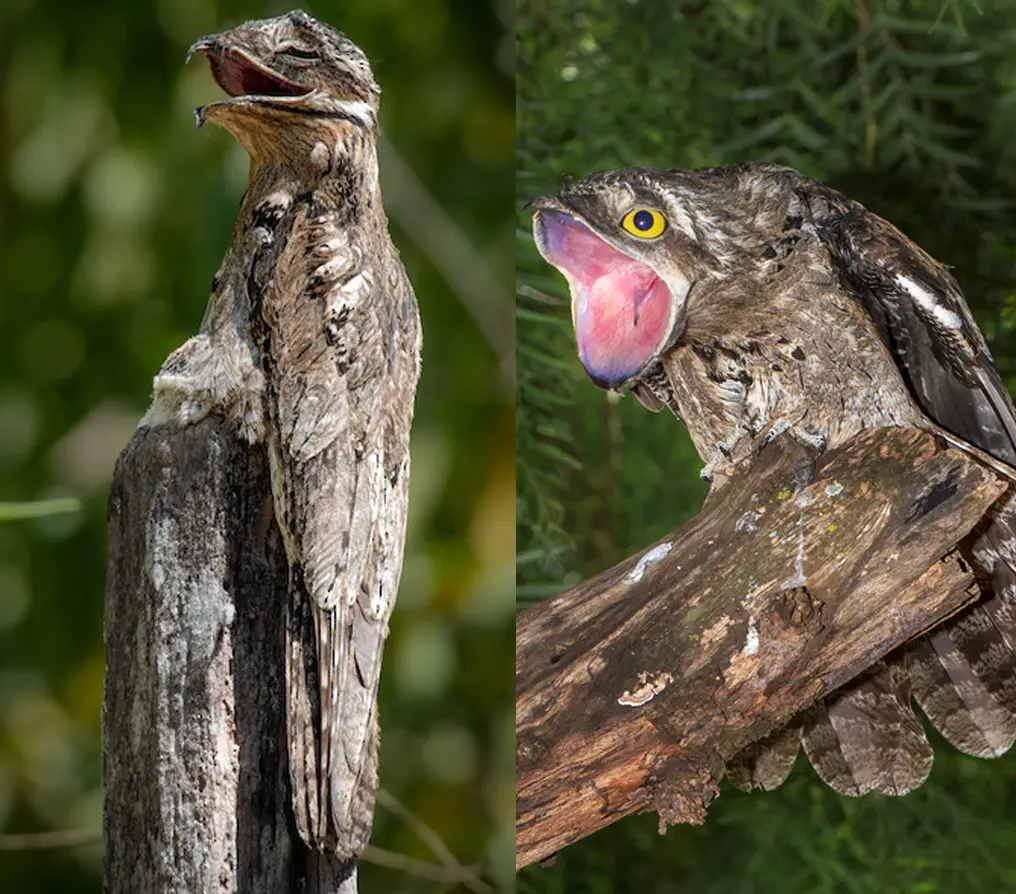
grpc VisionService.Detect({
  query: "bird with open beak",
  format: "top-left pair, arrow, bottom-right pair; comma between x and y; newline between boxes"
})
189,10 -> 380,151
530,162 -> 1016,802
142,11 -> 421,860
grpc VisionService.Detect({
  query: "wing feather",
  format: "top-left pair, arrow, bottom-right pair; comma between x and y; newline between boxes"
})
805,186 -> 1016,465
263,201 -> 420,856
801,181 -> 1016,781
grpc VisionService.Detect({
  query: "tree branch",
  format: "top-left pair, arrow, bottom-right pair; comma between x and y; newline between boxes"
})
516,427 -> 1007,869
374,789 -> 492,892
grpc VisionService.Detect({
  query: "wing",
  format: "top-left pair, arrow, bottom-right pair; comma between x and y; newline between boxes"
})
801,182 -> 1016,775
802,181 -> 1016,465
262,201 -> 421,856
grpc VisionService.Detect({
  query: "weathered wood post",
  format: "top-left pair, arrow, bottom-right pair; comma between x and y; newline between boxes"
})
516,428 -> 1008,869
103,419 -> 355,893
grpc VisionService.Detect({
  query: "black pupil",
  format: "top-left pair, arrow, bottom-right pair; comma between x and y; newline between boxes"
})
633,210 -> 654,231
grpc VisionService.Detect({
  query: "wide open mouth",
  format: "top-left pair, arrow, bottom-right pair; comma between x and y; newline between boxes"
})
533,208 -> 675,389
195,43 -> 313,100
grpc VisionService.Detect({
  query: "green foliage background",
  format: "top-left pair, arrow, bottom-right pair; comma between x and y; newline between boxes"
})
0,0 -> 514,891
518,0 -> 1016,891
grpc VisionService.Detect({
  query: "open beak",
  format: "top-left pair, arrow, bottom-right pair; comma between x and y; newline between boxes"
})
188,38 -> 313,123
532,203 -> 678,390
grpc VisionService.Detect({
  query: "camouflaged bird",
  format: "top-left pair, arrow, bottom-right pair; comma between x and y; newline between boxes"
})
531,162 -> 1016,798
141,11 -> 421,857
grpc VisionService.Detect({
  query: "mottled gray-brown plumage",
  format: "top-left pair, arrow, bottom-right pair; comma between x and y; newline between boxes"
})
142,11 -> 421,857
531,162 -> 1016,798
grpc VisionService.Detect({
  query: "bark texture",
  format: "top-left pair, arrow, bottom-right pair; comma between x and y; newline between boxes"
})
516,427 -> 1008,870
103,419 -> 356,893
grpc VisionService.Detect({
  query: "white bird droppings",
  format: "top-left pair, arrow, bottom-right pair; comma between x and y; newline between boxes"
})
735,510 -> 759,534
781,521 -> 808,590
624,542 -> 672,584
744,618 -> 759,656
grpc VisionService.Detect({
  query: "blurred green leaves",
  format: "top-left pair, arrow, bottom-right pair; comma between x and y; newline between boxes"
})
0,500 -> 80,522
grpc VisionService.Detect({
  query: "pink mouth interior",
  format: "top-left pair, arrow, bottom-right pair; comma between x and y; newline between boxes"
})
207,49 -> 312,98
536,209 -> 672,388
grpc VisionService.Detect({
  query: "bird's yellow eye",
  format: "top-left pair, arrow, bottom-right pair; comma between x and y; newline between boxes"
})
621,208 -> 667,239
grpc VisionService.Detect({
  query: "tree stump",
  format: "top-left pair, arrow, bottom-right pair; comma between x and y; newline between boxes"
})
103,419 -> 355,893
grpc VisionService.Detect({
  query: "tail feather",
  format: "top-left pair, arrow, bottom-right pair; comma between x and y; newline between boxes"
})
287,577 -> 322,845
937,601 -> 1016,718
909,625 -> 1016,758
971,500 -> 1016,653
799,703 -> 859,795
726,722 -> 801,792
286,575 -> 376,859
800,660 -> 932,796
907,498 -> 1016,760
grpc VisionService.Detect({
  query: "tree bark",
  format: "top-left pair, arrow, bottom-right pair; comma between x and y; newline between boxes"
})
516,427 -> 1008,870
103,419 -> 356,893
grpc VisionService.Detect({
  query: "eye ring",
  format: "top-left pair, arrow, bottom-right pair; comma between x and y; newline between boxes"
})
621,208 -> 667,239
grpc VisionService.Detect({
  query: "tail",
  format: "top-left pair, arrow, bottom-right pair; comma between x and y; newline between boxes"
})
728,658 -> 933,797
909,499 -> 1016,758
286,569 -> 379,858
799,658 -> 932,796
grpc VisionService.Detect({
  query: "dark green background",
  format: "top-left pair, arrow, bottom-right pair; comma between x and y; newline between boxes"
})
518,1 -> 1016,892
0,1 -> 514,891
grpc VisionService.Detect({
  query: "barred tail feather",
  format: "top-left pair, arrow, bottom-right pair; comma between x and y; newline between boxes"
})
286,573 -> 376,859
287,574 -> 323,846
726,721 -> 801,792
906,499 -> 1016,759
800,659 -> 933,797
908,624 -> 1016,759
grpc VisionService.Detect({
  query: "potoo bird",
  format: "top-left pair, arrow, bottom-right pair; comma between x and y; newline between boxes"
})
531,163 -> 1016,798
141,12 -> 421,857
